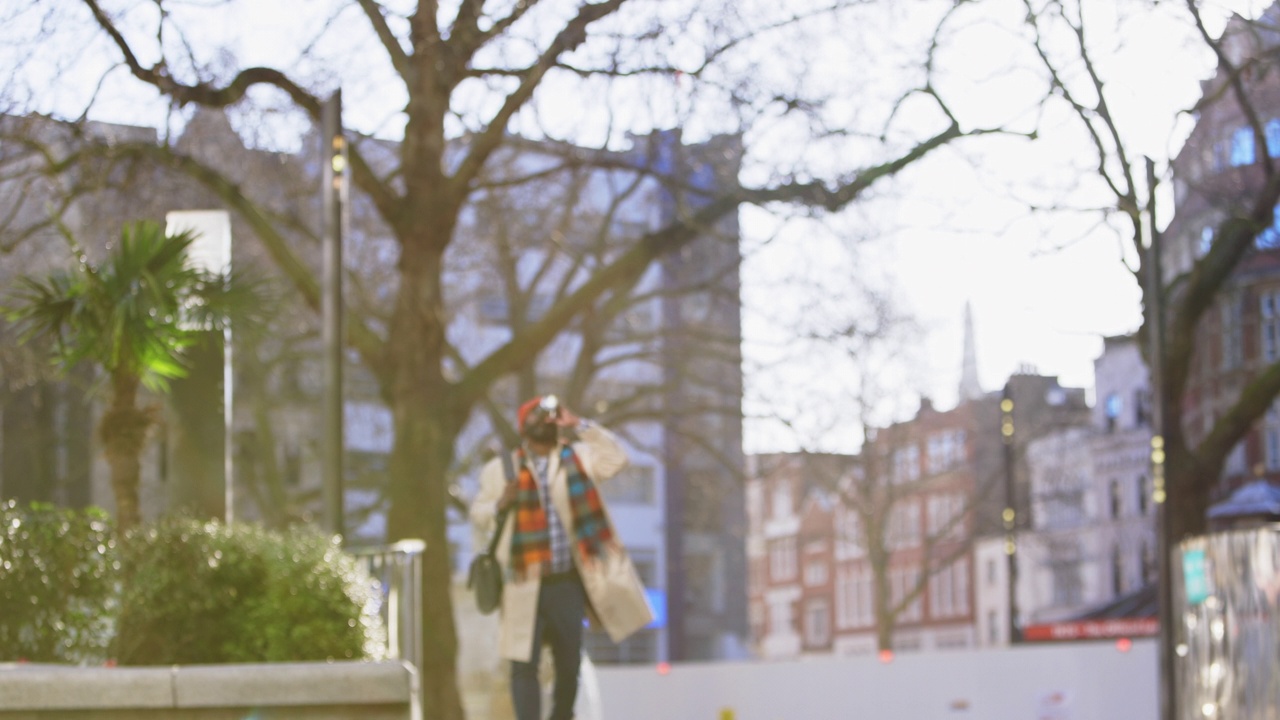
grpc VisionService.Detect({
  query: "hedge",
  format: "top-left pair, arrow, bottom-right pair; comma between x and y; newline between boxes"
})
113,517 -> 387,665
0,500 -> 117,664
0,504 -> 386,666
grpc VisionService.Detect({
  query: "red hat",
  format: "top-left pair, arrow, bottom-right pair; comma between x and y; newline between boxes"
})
517,396 -> 543,432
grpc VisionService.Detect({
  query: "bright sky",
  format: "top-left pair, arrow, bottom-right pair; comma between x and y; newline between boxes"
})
741,0 -> 1273,453
5,0 -> 1272,454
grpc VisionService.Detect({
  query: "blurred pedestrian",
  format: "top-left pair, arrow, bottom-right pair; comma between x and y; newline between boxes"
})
471,395 -> 653,720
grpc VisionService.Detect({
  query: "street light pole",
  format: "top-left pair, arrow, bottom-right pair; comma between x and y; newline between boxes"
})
1001,383 -> 1020,645
322,90 -> 347,540
1146,157 -> 1175,720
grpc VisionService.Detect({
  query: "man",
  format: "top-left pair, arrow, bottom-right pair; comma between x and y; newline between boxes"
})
471,395 -> 653,720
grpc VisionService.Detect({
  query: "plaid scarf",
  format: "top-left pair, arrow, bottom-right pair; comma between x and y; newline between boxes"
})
509,445 -> 615,580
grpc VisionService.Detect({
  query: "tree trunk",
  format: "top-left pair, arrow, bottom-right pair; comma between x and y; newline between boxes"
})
387,403 -> 465,720
1164,431 -> 1211,546
167,331 -> 226,520
383,229 -> 468,720
99,371 -> 151,531
872,554 -> 893,652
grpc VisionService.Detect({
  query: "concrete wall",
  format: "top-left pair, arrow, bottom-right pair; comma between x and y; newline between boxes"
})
0,661 -> 419,720
596,640 -> 1157,720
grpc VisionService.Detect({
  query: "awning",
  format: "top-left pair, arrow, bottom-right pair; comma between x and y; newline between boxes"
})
1021,584 -> 1158,642
1207,480 -> 1280,522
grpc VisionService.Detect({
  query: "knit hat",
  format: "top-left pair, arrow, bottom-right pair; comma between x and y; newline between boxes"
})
517,396 -> 544,433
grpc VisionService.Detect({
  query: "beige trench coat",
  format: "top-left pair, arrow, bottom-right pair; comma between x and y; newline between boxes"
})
470,422 -> 654,663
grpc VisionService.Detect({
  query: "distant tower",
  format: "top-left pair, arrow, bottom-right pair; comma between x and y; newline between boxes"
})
959,302 -> 984,401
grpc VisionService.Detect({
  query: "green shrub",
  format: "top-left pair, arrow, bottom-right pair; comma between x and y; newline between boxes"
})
113,518 -> 386,665
0,500 -> 117,664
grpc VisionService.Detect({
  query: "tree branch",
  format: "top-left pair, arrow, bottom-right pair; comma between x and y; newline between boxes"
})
449,0 -> 628,200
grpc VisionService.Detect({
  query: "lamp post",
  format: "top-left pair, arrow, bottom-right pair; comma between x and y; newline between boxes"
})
1145,156 -> 1175,720
1001,383 -> 1020,644
322,90 -> 347,540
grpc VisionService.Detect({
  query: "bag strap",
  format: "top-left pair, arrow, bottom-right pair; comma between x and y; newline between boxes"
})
485,449 -> 516,556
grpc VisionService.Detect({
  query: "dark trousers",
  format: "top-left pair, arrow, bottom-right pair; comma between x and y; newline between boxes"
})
511,572 -> 585,720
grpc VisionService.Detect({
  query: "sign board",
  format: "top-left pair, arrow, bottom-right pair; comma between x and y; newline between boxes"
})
1183,548 -> 1211,605
1021,618 -> 1158,641
166,210 -> 231,275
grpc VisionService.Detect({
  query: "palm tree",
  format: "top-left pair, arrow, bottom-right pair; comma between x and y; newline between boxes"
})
4,220 -> 245,530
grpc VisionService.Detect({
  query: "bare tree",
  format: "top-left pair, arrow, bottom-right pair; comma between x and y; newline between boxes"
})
1,1 -> 1006,715
1013,0 -> 1280,548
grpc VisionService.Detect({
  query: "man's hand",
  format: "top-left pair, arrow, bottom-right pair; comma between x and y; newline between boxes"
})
555,405 -> 580,428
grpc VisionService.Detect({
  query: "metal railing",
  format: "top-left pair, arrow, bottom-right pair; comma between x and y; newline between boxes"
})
350,539 -> 425,672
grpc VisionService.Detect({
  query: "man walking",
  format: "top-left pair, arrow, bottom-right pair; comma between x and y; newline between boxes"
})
471,395 -> 653,720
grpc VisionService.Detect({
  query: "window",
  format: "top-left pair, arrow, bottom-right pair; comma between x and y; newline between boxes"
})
1266,402 -> 1280,472
1262,291 -> 1280,363
987,610 -> 1000,645
1267,119 -> 1280,157
1227,441 -> 1247,477
835,508 -> 865,559
770,537 -> 797,581
804,599 -> 830,646
892,445 -> 921,484
772,485 -> 793,519
1198,226 -> 1214,258
1051,560 -> 1083,606
887,503 -> 921,550
890,565 -> 923,622
1222,294 -> 1243,370
927,493 -> 966,541
987,558 -> 998,587
1134,390 -> 1150,427
1213,139 -> 1230,172
1111,545 -> 1124,596
1110,480 -> 1123,519
929,558 -> 970,619
1137,475 -> 1150,516
686,552 -> 723,613
926,430 -> 967,473
603,465 -> 656,504
768,598 -> 793,637
1231,126 -> 1257,166
803,560 -> 828,587
1256,206 -> 1280,250
1104,393 -> 1122,432
836,564 -> 874,629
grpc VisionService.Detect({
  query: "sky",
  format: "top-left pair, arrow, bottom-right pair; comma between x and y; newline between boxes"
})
740,0 -> 1273,453
4,0 -> 1272,454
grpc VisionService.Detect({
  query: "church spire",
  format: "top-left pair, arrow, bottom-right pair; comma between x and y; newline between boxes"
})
959,302 -> 983,401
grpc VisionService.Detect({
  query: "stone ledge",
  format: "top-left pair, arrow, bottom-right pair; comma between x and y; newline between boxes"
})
0,661 -> 418,718
174,661 -> 416,707
0,665 -> 173,710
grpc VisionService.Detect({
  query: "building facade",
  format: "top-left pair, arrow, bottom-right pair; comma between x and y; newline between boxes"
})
0,113 -> 747,664
1161,4 -> 1280,499
747,398 -> 982,658
978,337 -> 1156,644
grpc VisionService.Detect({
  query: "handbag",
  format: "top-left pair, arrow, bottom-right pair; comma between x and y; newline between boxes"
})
468,450 -> 515,615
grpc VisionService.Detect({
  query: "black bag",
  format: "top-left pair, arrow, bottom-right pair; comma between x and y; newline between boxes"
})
468,450 -> 515,615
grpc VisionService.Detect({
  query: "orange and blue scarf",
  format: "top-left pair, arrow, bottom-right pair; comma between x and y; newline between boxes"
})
509,445 -> 614,580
